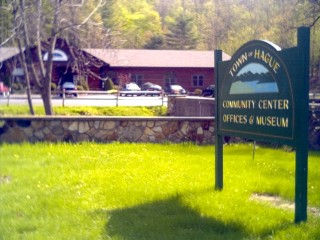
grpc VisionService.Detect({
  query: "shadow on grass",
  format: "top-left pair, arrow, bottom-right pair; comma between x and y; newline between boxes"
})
102,196 -> 249,240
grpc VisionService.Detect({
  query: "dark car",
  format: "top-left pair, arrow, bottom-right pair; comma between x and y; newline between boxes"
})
141,82 -> 163,96
202,85 -> 215,97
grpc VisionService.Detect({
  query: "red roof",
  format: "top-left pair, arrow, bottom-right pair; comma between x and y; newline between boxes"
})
83,49 -> 230,68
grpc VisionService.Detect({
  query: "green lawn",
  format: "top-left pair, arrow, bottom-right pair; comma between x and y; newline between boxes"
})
0,142 -> 319,239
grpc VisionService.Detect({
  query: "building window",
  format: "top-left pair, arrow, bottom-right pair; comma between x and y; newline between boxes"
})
131,74 -> 143,85
43,49 -> 68,61
192,75 -> 204,87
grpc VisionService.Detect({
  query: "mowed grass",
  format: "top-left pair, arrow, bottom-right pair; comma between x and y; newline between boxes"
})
0,142 -> 319,240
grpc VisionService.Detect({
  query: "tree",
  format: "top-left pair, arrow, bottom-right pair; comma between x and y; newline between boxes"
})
165,9 -> 199,50
0,0 -> 12,45
1,0 -> 105,115
103,77 -> 115,91
104,0 -> 163,48
143,35 -> 164,49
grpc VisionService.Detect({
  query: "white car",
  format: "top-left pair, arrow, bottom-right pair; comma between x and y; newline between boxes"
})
60,82 -> 77,97
124,83 -> 141,91
120,83 -> 141,96
168,85 -> 187,95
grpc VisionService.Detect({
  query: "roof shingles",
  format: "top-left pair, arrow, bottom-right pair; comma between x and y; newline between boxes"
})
83,49 -> 230,68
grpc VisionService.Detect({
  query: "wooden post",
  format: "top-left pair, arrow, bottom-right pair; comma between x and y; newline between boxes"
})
214,50 -> 223,190
294,26 -> 310,223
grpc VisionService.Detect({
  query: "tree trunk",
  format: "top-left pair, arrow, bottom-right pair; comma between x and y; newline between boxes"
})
17,39 -> 35,115
42,91 -> 53,115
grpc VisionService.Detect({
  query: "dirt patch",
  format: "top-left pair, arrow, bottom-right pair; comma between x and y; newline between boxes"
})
0,175 -> 12,184
250,193 -> 320,216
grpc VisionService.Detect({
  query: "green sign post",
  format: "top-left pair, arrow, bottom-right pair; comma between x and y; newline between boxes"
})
215,27 -> 310,223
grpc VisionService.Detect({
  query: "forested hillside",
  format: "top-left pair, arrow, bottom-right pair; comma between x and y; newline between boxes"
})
0,0 -> 319,84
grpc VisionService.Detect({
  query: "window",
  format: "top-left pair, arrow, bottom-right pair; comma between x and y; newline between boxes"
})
192,75 -> 204,87
131,74 -> 143,85
43,49 -> 68,61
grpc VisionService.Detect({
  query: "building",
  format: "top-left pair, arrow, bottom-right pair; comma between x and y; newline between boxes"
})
0,41 -> 230,92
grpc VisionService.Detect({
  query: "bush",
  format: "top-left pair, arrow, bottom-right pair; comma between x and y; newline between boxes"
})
77,85 -> 84,91
77,77 -> 89,90
51,82 -> 57,91
12,83 -> 23,92
81,82 -> 89,91
104,77 -> 115,91
194,89 -> 202,96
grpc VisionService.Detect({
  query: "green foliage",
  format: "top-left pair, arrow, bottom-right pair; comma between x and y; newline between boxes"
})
165,10 -> 199,50
144,35 -> 164,49
11,82 -> 24,92
106,0 -> 163,48
0,0 -> 12,44
103,77 -> 115,91
0,105 -> 167,116
50,82 -> 57,91
0,143 -> 319,239
194,89 -> 202,96
76,85 -> 84,91
77,77 -> 89,91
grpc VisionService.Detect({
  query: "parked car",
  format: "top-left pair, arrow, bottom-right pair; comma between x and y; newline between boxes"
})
202,85 -> 215,97
141,82 -> 161,91
141,82 -> 163,96
0,81 -> 10,96
120,82 -> 141,96
60,82 -> 77,97
167,85 -> 187,95
124,82 -> 141,91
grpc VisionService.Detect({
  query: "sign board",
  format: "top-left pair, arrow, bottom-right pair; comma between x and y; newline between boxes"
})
215,27 -> 310,223
218,40 -> 294,144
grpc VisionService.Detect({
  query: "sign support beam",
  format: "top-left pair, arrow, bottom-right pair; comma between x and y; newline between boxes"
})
214,50 -> 223,190
294,26 -> 310,223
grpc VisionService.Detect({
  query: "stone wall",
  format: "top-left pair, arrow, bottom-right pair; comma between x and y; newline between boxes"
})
0,113 -> 319,149
167,96 -> 214,117
0,116 -> 215,144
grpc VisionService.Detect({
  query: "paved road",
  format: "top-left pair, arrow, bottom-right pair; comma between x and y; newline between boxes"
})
0,94 -> 168,107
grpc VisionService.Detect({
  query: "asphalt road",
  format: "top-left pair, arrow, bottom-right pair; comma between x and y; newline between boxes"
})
0,94 -> 168,107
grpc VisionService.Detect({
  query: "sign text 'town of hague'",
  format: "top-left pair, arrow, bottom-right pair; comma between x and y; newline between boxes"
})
218,40 -> 295,143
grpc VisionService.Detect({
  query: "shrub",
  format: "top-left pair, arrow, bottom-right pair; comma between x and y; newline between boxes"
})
77,85 -> 84,91
194,89 -> 202,96
51,82 -> 57,91
12,83 -> 23,92
77,77 -> 89,90
81,82 -> 89,90
104,77 -> 115,91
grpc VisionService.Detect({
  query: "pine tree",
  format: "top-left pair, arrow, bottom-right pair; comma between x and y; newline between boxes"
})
165,11 -> 199,50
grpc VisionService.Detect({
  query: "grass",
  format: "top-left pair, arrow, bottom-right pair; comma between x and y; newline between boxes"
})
0,142 -> 319,239
0,105 -> 167,116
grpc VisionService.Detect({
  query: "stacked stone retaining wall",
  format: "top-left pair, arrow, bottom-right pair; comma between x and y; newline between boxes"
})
0,114 -> 319,149
0,116 -> 215,144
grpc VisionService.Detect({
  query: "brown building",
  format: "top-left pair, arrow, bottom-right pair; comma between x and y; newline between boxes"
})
0,43 -> 230,92
83,49 -> 230,92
